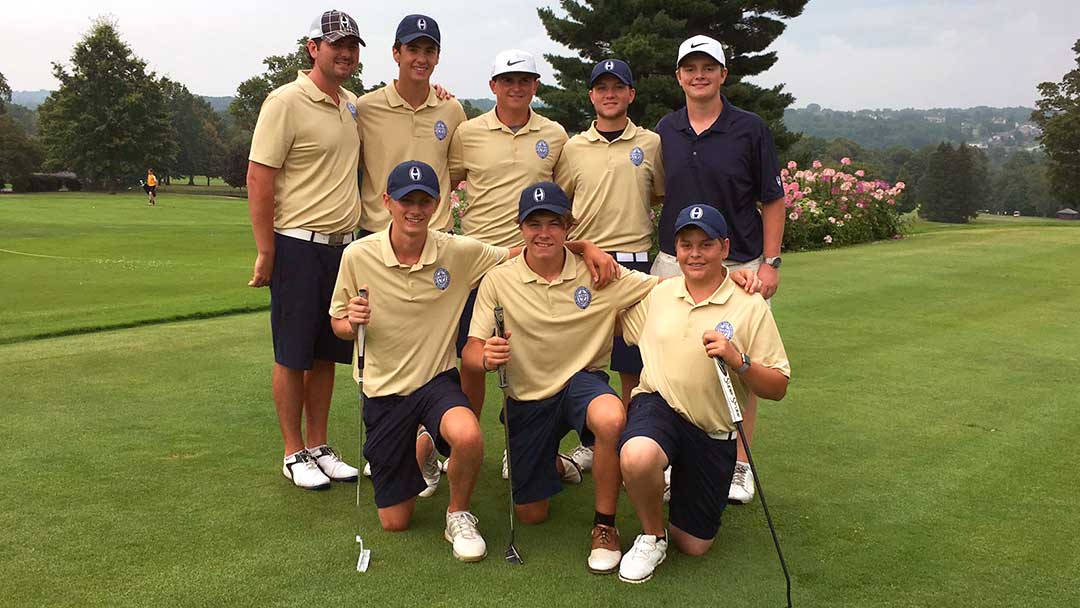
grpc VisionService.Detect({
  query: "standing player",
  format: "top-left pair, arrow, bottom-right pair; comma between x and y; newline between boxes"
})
653,35 -> 786,504
355,14 -> 466,236
463,182 -> 658,574
329,161 -> 613,561
448,49 -> 569,418
145,169 -> 157,206
617,205 -> 790,583
554,58 -> 664,472
247,10 -> 364,491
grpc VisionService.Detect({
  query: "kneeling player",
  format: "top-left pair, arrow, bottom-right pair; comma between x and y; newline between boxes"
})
616,205 -> 790,583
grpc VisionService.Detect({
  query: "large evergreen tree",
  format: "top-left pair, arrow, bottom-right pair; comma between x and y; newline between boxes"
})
37,18 -> 177,191
1032,38 -> 1080,203
0,71 -> 11,113
161,78 -> 227,184
919,143 -> 983,223
536,0 -> 806,149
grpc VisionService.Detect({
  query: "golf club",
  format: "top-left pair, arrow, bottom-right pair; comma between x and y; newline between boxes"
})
713,355 -> 791,607
494,306 -> 524,565
354,287 -> 371,573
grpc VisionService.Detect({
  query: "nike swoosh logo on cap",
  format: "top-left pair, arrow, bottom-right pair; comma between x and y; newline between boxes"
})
690,42 -> 708,48
507,59 -> 525,66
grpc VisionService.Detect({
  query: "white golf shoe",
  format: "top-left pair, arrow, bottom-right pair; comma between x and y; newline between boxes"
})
418,428 -> 440,498
444,511 -> 487,562
728,461 -> 755,504
558,453 -> 583,484
282,451 -> 331,490
568,443 -> 594,472
618,533 -> 668,584
663,466 -> 672,504
307,445 -> 358,482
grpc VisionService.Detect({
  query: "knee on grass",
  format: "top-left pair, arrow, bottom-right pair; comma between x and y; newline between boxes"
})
514,501 -> 549,525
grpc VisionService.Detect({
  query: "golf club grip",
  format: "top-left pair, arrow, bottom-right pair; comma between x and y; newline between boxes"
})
494,306 -> 508,389
356,288 -> 367,373
713,356 -> 744,424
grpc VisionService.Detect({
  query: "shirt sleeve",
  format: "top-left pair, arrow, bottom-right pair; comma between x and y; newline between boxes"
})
554,142 -> 576,200
619,293 -> 650,347
467,275 -> 498,340
745,303 -> 791,378
651,140 -> 665,200
454,235 -> 509,288
448,124 -> 466,184
613,268 -> 660,310
249,95 -> 293,169
756,120 -> 784,203
329,247 -> 361,319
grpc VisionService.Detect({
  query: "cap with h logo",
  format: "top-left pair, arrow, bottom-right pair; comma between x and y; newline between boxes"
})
674,204 -> 729,239
396,14 -> 440,47
309,10 -> 366,46
589,59 -> 634,87
518,182 -> 571,222
386,160 -> 440,201
676,35 -> 725,68
491,49 -> 541,79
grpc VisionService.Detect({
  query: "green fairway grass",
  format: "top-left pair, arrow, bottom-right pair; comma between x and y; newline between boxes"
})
2,199 -> 1078,607
0,193 -> 264,343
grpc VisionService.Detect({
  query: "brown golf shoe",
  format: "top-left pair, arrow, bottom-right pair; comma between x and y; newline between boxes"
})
587,524 -> 622,574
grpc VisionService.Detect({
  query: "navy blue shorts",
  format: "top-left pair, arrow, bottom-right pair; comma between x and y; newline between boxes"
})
269,232 -> 352,370
362,369 -> 470,508
619,392 -> 737,540
455,287 -> 479,357
505,370 -> 618,504
609,256 -> 651,375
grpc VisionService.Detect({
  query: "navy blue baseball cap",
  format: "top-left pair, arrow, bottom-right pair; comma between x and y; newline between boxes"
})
387,160 -> 440,200
518,182 -> 571,222
674,204 -> 729,239
396,14 -> 440,47
589,59 -> 634,87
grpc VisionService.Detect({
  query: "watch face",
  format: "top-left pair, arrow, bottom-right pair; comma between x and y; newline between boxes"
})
768,257 -> 782,269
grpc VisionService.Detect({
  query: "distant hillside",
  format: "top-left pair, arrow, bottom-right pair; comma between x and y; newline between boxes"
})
200,96 -> 233,113
11,90 -> 52,109
462,98 -> 494,112
785,105 -> 1040,151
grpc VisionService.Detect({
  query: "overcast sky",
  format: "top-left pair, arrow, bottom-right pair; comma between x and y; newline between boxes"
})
4,0 -> 1078,110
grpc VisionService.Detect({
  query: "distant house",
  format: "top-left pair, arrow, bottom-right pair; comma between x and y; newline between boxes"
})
925,116 -> 946,124
1056,208 -> 1079,221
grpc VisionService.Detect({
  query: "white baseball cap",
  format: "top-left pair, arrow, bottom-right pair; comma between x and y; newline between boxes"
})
676,35 -> 725,68
491,49 -> 541,79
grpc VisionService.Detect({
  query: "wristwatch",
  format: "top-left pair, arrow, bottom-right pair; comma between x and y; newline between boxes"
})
734,352 -> 751,374
764,256 -> 782,269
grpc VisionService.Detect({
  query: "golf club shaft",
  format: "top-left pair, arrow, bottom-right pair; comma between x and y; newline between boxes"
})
714,356 -> 792,607
355,288 -> 367,509
494,306 -> 521,560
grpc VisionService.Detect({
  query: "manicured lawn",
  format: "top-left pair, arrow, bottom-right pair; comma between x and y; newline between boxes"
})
2,198 -> 1077,607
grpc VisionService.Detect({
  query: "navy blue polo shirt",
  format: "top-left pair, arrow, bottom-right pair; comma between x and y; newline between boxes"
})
655,95 -> 784,262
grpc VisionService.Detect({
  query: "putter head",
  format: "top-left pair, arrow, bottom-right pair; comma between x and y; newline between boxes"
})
504,543 -> 523,565
355,535 -> 371,573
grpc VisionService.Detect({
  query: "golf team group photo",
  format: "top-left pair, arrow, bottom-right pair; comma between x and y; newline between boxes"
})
251,8 -> 792,586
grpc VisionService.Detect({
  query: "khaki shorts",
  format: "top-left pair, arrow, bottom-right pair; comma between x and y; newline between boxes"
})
650,252 -> 770,303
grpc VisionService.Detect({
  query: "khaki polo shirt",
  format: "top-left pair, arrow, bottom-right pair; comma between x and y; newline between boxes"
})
469,249 -> 657,401
448,109 -> 568,247
249,71 -> 361,234
330,229 -> 508,397
621,275 -> 790,434
356,83 -> 467,233
555,120 -> 664,252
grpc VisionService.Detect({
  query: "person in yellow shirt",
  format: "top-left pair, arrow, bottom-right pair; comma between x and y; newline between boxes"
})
144,169 -> 157,206
246,10 -> 365,491
329,161 -> 615,563
448,49 -> 569,415
616,204 -> 790,584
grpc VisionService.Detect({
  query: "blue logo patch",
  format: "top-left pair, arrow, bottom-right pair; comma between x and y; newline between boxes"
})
536,140 -> 550,159
346,102 -> 358,119
434,267 -> 451,290
434,120 -> 448,141
630,147 -> 644,166
716,321 -> 734,340
574,286 -> 592,309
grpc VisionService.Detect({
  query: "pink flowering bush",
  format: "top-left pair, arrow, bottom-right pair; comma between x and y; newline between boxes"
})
450,181 -> 468,233
781,160 -> 907,252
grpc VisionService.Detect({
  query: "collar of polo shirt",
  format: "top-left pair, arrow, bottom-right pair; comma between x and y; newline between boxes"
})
672,93 -> 736,135
377,229 -> 439,269
515,246 -> 577,285
384,82 -> 440,110
480,107 -> 542,135
296,70 -> 347,104
673,271 -> 736,306
583,118 -> 639,143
